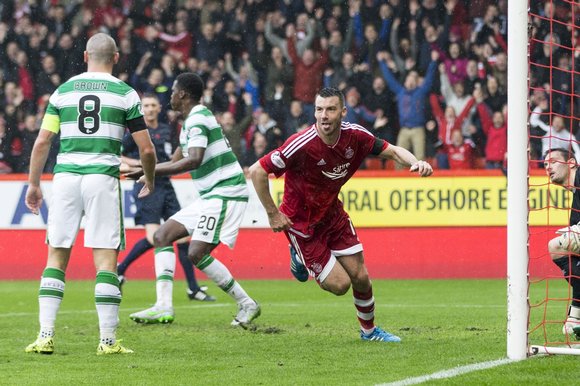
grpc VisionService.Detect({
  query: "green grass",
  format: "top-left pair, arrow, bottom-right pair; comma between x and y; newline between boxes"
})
0,279 -> 578,385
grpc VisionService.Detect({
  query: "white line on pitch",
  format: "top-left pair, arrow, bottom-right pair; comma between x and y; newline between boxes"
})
0,302 -> 506,318
0,302 -> 505,318
376,304 -> 505,309
376,358 -> 514,386
0,303 -> 230,318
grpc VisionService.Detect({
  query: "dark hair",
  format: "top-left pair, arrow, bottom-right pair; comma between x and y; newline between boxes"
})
545,148 -> 575,160
141,92 -> 160,101
175,72 -> 204,101
316,87 -> 345,108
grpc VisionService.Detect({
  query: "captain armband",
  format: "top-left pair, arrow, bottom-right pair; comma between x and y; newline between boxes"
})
370,138 -> 387,156
40,114 -> 60,134
127,116 -> 147,133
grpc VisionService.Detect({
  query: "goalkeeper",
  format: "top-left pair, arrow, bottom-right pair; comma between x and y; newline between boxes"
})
545,148 -> 580,338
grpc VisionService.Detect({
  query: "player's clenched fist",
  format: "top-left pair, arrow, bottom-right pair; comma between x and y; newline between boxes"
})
410,160 -> 433,177
268,210 -> 293,232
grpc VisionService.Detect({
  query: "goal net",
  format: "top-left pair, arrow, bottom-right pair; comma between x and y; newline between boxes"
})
509,0 -> 579,357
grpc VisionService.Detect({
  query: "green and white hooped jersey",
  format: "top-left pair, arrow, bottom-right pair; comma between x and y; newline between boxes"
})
41,72 -> 143,178
180,105 -> 248,201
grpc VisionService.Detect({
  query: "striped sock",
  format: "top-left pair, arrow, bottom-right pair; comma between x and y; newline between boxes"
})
196,255 -> 252,305
95,271 -> 121,345
353,287 -> 375,334
155,246 -> 175,309
38,267 -> 65,338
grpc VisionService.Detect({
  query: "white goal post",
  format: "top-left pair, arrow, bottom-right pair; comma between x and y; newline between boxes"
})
529,345 -> 580,356
507,0 -> 579,359
506,0 -> 530,362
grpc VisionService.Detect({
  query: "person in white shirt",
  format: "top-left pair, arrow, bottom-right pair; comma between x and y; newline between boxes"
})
530,99 -> 580,160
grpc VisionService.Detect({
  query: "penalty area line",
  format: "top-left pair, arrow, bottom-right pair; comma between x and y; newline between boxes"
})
376,358 -> 514,386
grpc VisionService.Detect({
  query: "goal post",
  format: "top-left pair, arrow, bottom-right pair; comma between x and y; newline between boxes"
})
509,0 -> 580,358
529,345 -> 580,356
506,0 -> 531,361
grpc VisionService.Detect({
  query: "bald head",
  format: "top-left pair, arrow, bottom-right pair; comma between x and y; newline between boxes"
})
86,33 -> 118,64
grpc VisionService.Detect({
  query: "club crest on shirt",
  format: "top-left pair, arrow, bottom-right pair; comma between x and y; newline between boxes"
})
345,147 -> 354,159
271,151 -> 286,168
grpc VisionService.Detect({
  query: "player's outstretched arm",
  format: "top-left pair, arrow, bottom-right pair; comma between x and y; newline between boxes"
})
380,144 -> 433,177
248,161 -> 293,232
156,147 -> 204,177
130,146 -> 205,185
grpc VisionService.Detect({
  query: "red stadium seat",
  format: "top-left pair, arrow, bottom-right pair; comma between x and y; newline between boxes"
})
365,158 -> 384,170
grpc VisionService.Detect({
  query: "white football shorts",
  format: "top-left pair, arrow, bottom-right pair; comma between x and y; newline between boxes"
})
169,197 -> 246,249
47,173 -> 124,249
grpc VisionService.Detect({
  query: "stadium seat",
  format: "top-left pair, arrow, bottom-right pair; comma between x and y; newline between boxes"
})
365,158 -> 384,170
475,157 -> 487,169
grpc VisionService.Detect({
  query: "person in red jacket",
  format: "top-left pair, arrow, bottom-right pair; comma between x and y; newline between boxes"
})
287,33 -> 329,120
157,19 -> 193,64
474,88 -> 507,169
427,93 -> 475,169
446,130 -> 475,169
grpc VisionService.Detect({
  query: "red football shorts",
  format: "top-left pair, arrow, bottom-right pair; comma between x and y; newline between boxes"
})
285,208 -> 363,283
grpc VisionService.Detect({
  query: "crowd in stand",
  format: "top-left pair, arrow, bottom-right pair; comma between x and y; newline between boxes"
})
0,0 -> 577,174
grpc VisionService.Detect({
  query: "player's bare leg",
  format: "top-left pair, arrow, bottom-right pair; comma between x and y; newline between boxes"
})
319,260 -> 351,295
336,253 -> 371,292
46,246 -> 72,271
153,219 -> 190,248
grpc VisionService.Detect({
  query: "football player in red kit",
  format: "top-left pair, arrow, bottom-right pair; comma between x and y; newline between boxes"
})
249,87 -> 432,342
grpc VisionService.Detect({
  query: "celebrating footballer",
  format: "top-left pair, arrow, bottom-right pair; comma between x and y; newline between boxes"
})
250,87 -> 432,342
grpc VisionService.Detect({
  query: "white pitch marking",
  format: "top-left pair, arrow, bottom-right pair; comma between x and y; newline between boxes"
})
0,303 -> 230,318
377,358 -> 514,386
0,303 -> 506,318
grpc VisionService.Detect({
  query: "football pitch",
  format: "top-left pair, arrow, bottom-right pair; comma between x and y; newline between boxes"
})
0,279 -> 577,385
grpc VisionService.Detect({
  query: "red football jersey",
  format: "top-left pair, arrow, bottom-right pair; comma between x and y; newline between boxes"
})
446,143 -> 474,169
259,122 -> 388,237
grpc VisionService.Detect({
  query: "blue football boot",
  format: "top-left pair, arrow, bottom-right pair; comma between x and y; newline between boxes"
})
289,245 -> 309,282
